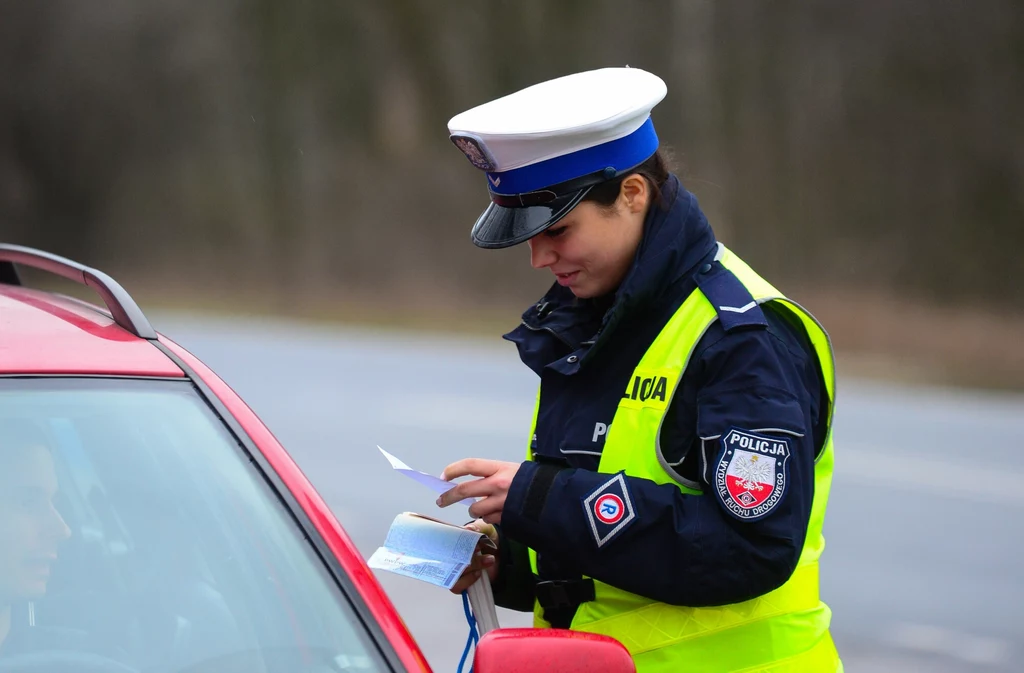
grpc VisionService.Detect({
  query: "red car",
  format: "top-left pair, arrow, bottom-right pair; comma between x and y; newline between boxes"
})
0,244 -> 634,673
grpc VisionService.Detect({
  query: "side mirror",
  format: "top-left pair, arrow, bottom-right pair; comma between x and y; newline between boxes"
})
473,628 -> 635,673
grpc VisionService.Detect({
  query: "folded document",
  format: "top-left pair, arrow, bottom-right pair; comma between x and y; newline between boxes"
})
377,446 -> 476,507
368,512 -> 495,590
368,512 -> 500,633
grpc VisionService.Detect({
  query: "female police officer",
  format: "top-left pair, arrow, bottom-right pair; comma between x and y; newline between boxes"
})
436,67 -> 842,672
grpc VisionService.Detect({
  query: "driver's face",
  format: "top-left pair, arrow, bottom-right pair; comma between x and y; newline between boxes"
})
0,445 -> 71,601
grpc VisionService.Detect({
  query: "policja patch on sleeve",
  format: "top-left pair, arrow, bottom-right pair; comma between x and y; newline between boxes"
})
713,428 -> 791,522
581,472 -> 637,548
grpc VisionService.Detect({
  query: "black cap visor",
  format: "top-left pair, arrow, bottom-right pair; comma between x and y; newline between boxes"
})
468,155 -> 657,250
470,187 -> 593,249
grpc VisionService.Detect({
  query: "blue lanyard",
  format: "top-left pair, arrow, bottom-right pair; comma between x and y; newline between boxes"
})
457,591 -> 479,673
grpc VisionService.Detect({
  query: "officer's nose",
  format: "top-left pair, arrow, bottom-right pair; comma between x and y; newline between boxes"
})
529,236 -> 557,269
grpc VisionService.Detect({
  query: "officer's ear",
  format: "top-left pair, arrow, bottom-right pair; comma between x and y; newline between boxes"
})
619,174 -> 649,215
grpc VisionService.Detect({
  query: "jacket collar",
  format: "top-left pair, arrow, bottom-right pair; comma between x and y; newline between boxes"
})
505,175 -> 718,373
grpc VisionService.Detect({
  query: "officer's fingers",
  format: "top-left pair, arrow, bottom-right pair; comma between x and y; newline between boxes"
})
442,458 -> 500,481
468,493 -> 507,521
467,551 -> 492,571
449,555 -> 495,594
467,496 -> 494,520
437,475 -> 501,508
466,519 -> 498,543
478,553 -> 498,582
450,570 -> 482,594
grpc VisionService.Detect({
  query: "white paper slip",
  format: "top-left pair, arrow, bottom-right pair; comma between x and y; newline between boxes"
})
368,512 -> 494,590
377,446 -> 476,506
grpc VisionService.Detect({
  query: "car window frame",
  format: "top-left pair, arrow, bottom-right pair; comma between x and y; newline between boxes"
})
0,369 -> 410,673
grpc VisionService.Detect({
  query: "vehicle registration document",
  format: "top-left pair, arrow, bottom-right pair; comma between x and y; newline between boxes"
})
368,512 -> 495,590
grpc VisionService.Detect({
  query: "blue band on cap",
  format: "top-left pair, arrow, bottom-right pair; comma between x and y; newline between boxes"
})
486,117 -> 659,196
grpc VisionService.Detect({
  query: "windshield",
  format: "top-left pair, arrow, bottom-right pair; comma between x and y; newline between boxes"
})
0,378 -> 388,673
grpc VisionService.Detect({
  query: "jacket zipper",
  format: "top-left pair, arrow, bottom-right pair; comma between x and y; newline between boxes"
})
519,319 -> 575,350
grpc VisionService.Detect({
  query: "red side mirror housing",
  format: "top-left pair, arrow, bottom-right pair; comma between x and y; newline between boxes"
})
473,628 -> 635,673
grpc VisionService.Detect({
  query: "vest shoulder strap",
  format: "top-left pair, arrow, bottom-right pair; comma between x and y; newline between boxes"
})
694,261 -> 769,332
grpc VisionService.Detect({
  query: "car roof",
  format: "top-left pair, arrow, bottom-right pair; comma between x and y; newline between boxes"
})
0,284 -> 183,377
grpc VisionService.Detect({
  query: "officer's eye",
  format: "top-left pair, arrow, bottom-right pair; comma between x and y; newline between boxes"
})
545,226 -> 568,238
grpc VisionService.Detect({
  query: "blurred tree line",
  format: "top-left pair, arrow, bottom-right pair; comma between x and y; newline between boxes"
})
0,0 -> 1021,312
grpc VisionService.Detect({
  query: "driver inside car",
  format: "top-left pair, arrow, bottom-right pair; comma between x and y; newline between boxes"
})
0,418 -> 72,657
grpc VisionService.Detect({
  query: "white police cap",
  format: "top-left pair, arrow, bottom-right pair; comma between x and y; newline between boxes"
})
448,67 -> 668,249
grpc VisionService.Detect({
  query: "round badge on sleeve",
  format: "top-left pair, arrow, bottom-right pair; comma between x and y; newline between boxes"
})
593,493 -> 625,525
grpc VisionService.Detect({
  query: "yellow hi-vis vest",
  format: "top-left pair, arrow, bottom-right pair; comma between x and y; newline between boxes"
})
526,246 -> 842,673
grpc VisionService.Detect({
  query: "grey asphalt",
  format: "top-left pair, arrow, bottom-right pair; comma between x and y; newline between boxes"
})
154,312 -> 1024,673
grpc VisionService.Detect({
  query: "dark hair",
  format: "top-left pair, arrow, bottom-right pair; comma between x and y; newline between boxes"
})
582,148 -> 674,211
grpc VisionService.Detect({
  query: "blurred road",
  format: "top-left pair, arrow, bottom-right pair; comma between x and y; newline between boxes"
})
155,312 -> 1024,673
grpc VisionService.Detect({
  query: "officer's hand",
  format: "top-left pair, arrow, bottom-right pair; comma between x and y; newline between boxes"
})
437,458 -> 521,524
449,520 -> 499,595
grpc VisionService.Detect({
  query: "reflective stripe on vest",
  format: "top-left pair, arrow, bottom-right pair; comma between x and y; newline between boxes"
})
525,246 -> 841,672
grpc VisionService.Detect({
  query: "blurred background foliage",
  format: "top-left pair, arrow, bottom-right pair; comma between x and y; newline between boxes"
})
1,0 -> 1021,386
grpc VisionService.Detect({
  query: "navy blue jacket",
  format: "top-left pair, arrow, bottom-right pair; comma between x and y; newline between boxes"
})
494,175 -> 829,622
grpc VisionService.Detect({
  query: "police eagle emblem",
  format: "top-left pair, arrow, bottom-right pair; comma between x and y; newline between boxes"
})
449,134 -> 496,171
713,428 -> 791,521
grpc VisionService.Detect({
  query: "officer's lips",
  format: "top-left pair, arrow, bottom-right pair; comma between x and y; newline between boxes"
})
554,270 -> 580,286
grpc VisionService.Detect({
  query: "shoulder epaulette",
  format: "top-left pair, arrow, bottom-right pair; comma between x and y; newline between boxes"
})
694,262 -> 769,332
